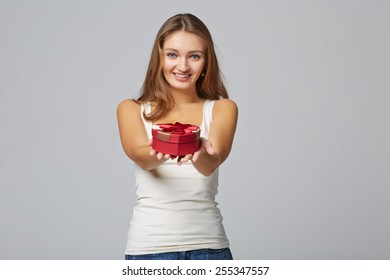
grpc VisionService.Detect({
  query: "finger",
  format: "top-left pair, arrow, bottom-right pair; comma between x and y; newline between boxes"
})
205,141 -> 215,155
192,151 -> 200,162
149,148 -> 156,156
206,146 -> 214,155
177,156 -> 183,165
157,153 -> 163,160
164,154 -> 171,159
180,154 -> 192,163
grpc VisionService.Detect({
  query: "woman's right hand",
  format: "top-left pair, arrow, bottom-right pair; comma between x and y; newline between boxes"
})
148,139 -> 175,160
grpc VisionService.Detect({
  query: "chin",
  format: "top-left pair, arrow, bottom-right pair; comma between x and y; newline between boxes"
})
168,82 -> 194,91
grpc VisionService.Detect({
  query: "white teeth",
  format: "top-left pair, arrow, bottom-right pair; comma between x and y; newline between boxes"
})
174,73 -> 190,78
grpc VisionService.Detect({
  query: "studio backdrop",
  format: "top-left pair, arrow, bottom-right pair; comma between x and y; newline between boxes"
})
0,0 -> 389,259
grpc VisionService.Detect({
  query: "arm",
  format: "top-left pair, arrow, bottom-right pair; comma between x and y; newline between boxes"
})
117,99 -> 169,170
188,99 -> 238,176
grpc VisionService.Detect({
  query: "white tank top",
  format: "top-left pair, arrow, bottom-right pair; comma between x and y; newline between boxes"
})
125,99 -> 229,255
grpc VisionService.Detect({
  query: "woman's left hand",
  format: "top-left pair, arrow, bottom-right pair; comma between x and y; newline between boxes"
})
177,137 -> 214,165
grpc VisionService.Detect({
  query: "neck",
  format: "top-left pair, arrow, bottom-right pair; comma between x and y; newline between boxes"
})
168,87 -> 200,104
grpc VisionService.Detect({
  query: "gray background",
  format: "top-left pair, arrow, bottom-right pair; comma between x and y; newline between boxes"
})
1,0 -> 389,259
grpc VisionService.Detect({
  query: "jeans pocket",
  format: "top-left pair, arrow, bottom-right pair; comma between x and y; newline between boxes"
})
204,247 -> 233,260
206,247 -> 228,253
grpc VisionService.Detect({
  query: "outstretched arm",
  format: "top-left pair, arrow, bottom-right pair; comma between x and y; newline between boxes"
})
117,100 -> 169,170
183,99 -> 238,176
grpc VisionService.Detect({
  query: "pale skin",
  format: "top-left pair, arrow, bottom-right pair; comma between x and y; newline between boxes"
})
117,31 -> 238,176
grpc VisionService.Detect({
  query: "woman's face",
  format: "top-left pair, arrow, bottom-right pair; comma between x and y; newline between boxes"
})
161,31 -> 206,94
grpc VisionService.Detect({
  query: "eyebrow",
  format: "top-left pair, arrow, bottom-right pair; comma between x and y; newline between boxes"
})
164,48 -> 204,53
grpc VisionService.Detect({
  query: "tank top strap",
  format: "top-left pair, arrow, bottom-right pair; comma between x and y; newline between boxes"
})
140,102 -> 153,139
200,99 -> 215,139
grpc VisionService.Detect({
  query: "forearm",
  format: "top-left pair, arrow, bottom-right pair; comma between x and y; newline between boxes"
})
192,151 -> 221,176
190,99 -> 237,176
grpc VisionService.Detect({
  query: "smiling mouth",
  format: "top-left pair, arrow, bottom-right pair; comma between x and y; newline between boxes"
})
174,73 -> 191,79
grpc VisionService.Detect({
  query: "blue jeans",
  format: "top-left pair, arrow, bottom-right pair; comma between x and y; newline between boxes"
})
125,247 -> 233,260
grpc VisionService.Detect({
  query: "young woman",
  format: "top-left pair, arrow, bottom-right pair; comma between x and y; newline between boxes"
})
117,13 -> 238,260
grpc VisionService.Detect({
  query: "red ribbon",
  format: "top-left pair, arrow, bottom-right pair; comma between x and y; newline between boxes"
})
158,122 -> 199,134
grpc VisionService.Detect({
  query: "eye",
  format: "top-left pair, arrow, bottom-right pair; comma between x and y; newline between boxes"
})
190,54 -> 201,60
167,53 -> 177,58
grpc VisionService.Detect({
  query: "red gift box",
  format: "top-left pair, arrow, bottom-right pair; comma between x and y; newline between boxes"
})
152,122 -> 200,156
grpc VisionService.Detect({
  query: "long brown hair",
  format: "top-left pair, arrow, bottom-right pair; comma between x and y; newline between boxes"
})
136,13 -> 228,122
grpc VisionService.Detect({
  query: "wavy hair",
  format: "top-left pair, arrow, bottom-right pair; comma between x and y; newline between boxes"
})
136,13 -> 228,121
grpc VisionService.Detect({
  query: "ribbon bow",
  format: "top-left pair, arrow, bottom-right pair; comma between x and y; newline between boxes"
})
158,122 -> 199,134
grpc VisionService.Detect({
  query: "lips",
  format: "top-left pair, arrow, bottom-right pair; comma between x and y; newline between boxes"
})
174,73 -> 191,81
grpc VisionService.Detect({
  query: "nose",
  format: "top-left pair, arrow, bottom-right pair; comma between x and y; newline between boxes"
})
177,57 -> 189,72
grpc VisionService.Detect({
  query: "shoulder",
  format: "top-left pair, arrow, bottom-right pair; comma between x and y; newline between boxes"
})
117,99 -> 140,112
117,99 -> 146,116
116,99 -> 144,124
213,98 -> 238,116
